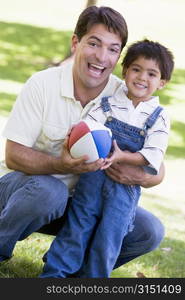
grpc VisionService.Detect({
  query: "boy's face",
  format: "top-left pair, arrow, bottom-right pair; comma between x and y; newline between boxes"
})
124,56 -> 166,104
72,23 -> 122,96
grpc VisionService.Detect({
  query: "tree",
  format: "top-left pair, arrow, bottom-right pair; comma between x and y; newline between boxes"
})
86,0 -> 98,8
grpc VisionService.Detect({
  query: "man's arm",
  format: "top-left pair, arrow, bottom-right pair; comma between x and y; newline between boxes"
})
5,139 -> 105,175
105,162 -> 165,188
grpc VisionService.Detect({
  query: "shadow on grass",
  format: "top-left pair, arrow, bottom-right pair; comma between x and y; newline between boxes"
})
0,21 -> 72,83
0,256 -> 43,278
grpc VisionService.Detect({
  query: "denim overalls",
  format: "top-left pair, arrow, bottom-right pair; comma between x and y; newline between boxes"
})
40,97 -> 163,278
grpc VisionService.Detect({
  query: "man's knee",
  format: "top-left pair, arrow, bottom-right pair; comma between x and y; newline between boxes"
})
134,206 -> 165,252
144,214 -> 165,251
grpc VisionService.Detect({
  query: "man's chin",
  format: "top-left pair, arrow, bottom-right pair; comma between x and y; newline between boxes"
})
86,76 -> 109,89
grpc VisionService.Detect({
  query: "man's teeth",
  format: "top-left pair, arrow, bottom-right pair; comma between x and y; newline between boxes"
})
90,63 -> 104,70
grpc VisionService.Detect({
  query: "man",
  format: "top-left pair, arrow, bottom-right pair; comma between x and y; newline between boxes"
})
0,6 -> 164,274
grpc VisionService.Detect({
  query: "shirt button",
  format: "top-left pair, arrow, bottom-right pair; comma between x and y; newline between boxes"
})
107,116 -> 112,122
140,130 -> 145,136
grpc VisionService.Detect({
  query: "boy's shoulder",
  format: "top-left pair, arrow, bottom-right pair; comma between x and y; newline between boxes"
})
145,96 -> 170,120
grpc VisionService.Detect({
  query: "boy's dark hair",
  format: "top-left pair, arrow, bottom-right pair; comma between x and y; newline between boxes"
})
74,6 -> 128,50
122,39 -> 174,80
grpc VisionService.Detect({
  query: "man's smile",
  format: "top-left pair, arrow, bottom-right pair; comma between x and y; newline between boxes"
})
88,63 -> 106,77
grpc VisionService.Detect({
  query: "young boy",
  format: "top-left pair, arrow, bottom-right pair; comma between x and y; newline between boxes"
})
40,39 -> 174,278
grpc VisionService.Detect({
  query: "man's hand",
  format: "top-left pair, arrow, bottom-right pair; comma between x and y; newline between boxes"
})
105,162 -> 165,188
52,136 -> 106,174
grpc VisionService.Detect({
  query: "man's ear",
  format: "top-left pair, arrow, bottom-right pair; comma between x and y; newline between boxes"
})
158,79 -> 167,90
71,34 -> 79,54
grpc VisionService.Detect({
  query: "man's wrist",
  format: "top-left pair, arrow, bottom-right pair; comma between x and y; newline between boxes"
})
51,156 -> 65,174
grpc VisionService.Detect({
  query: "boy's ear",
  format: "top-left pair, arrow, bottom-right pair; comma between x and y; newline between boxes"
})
158,79 -> 167,90
71,34 -> 79,54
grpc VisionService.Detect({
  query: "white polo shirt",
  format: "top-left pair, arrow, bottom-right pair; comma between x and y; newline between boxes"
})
2,59 -> 122,190
86,84 -> 170,175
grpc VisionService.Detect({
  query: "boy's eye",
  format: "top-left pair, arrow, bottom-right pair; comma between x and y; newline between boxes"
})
149,72 -> 156,77
132,67 -> 140,72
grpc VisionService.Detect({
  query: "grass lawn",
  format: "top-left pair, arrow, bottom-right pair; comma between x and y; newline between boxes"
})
0,1 -> 185,278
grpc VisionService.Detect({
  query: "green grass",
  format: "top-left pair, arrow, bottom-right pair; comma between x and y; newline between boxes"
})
0,15 -> 185,278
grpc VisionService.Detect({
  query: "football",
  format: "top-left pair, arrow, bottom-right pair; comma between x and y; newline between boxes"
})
68,119 -> 112,163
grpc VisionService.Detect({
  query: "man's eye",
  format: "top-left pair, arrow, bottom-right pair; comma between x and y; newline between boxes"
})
132,68 -> 139,72
89,42 -> 97,47
110,48 -> 119,53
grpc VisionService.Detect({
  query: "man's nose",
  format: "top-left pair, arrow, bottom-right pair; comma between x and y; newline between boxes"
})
95,47 -> 107,63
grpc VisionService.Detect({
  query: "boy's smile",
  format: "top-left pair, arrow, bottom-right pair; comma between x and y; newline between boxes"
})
125,56 -> 166,106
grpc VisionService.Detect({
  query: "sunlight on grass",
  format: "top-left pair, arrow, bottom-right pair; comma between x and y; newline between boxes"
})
0,79 -> 22,94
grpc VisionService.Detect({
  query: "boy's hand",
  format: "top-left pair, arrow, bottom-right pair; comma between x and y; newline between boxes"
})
100,140 -> 122,170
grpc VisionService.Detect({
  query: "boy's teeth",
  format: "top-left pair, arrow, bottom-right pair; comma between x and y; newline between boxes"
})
135,83 -> 146,88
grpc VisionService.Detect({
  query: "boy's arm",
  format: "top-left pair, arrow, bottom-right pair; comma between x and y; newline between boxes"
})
115,150 -> 148,166
101,140 -> 148,169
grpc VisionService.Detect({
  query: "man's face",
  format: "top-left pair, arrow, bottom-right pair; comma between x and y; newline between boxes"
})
72,23 -> 122,95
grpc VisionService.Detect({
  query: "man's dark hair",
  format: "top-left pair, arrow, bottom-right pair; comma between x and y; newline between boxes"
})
74,6 -> 128,50
122,39 -> 174,80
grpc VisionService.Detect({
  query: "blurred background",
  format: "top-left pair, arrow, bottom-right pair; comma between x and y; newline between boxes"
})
0,0 -> 184,278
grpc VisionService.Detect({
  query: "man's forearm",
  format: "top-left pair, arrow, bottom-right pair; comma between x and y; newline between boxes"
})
127,163 -> 165,188
5,140 -> 60,175
5,139 -> 106,175
139,163 -> 165,188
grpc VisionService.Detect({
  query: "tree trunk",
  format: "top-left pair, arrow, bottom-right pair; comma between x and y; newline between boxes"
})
86,0 -> 98,8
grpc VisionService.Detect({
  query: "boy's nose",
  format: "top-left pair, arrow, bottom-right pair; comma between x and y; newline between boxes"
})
138,72 -> 147,80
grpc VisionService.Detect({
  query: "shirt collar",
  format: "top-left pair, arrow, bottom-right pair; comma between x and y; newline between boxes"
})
88,74 -> 122,107
60,59 -> 75,99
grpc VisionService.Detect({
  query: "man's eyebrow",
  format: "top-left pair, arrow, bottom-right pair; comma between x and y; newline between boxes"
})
87,35 -> 121,48
87,35 -> 101,42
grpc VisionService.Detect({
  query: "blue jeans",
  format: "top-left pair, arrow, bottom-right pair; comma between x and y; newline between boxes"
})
0,171 -> 68,261
40,170 -> 141,278
40,202 -> 165,270
0,171 -> 164,272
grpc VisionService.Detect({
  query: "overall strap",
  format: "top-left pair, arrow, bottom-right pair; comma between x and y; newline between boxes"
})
144,106 -> 163,130
100,96 -> 112,113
